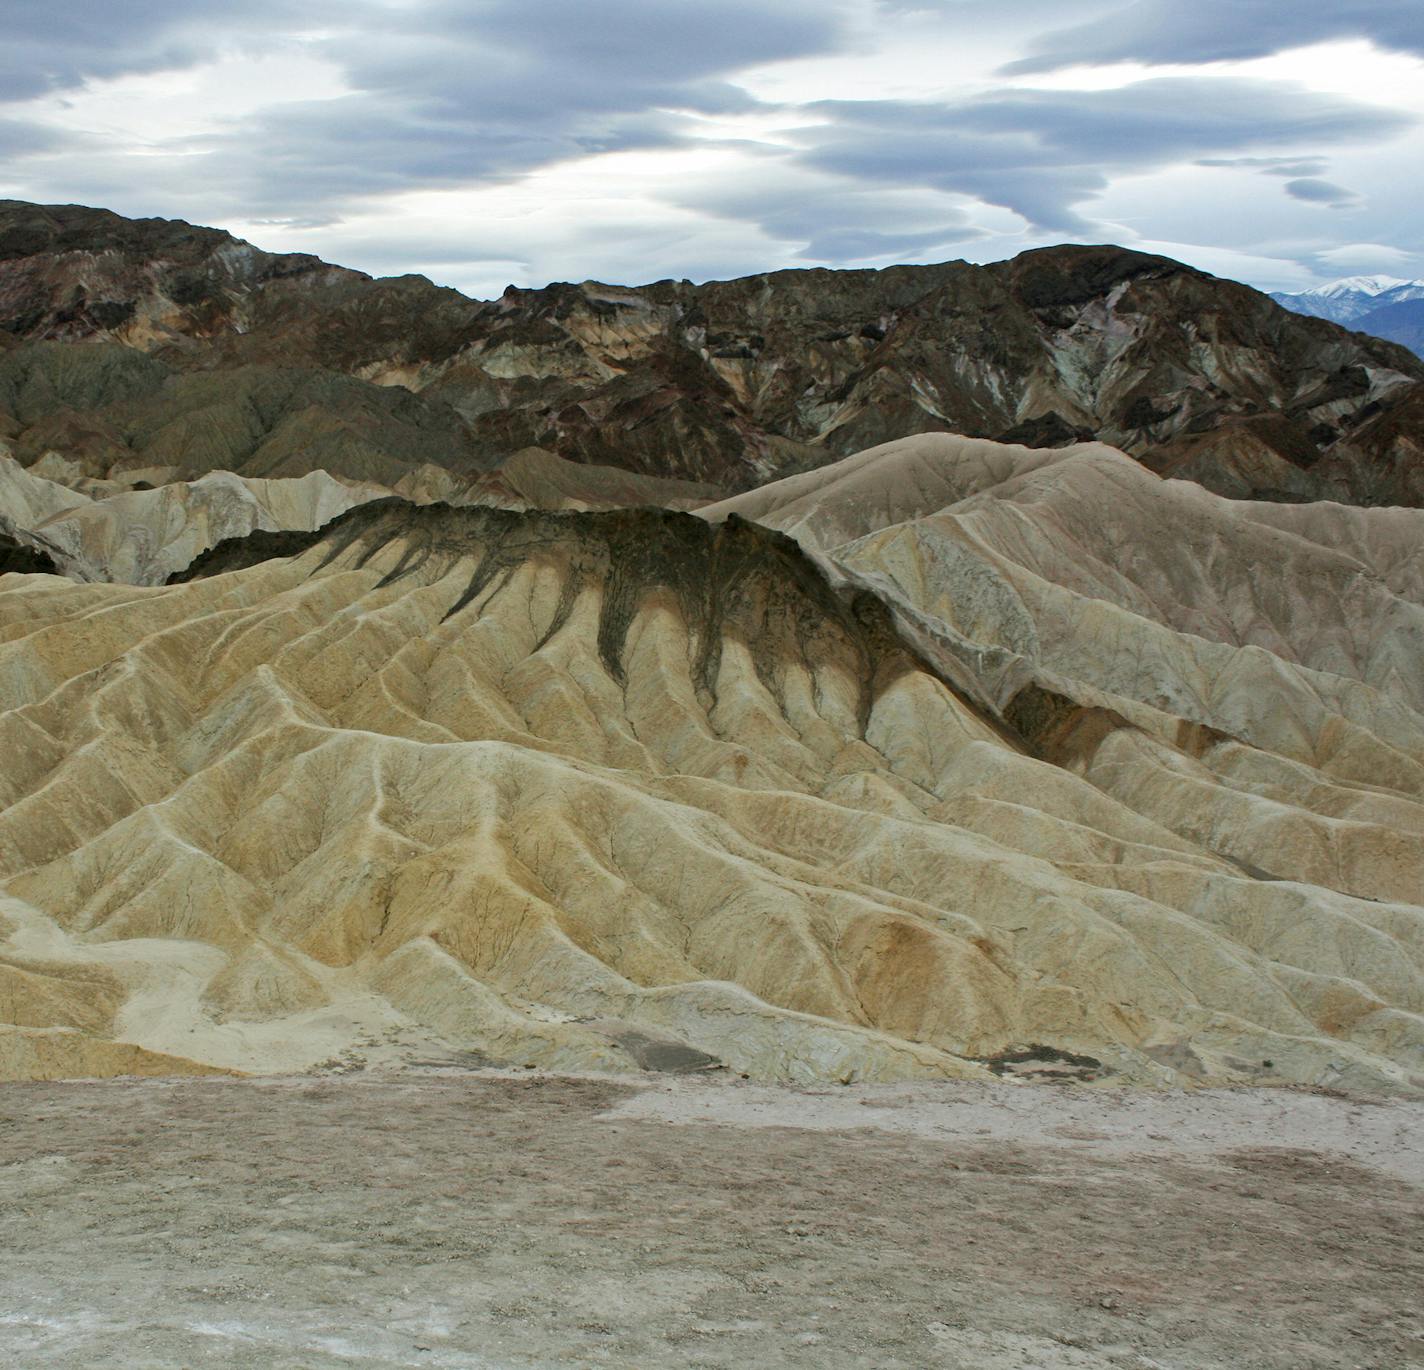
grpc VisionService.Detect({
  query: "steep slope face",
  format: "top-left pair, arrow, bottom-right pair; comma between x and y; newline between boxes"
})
0,199 -> 367,349
0,343 -> 495,487
1,481 -> 1420,1092
3,202 -> 1422,502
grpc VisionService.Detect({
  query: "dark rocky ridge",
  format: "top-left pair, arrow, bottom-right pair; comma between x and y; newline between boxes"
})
173,499 -> 923,715
3,200 -> 1423,502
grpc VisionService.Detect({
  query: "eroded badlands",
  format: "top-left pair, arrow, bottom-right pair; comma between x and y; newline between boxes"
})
1,436 -> 1420,1092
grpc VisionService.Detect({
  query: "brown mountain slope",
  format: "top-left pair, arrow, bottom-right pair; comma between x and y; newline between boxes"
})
2,201 -> 1422,501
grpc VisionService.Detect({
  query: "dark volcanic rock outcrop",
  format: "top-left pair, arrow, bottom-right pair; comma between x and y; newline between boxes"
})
2,201 -> 1423,502
173,500 -> 923,719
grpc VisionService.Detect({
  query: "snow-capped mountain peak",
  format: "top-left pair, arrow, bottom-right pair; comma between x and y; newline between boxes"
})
1270,275 -> 1424,336
1311,274 -> 1412,298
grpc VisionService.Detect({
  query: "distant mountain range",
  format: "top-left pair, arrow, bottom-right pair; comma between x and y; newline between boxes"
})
1271,276 -> 1424,358
2,201 -> 1423,508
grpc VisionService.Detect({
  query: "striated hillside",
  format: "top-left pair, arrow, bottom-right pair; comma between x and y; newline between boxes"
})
3,201 -> 1423,502
710,436 -> 1424,901
1,436 -> 1420,1091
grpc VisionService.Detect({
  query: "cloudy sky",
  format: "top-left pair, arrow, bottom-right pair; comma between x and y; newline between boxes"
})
3,1 -> 1421,297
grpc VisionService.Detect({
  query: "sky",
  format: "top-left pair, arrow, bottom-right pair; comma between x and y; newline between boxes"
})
2,0 -> 1422,298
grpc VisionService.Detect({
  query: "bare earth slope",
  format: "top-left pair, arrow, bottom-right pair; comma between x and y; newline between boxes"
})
708,435 -> 1424,905
2,448 -> 1421,1092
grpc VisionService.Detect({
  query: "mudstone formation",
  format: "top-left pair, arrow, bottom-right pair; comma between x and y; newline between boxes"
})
0,202 -> 1420,1093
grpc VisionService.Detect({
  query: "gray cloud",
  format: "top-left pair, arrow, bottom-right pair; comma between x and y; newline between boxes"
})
1,0 -> 847,214
1004,0 -> 1424,75
0,2 -> 205,102
1196,155 -> 1367,209
0,0 -> 312,103
1,0 -> 1419,293
1285,178 -> 1361,206
798,78 -> 1412,231
201,96 -> 703,211
671,170 -> 984,265
85,1 -> 850,218
794,224 -> 979,262
1197,156 -> 1330,176
0,118 -> 87,158
348,0 -> 843,103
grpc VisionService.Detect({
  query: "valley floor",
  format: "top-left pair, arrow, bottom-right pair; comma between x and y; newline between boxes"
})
1,1070 -> 1420,1369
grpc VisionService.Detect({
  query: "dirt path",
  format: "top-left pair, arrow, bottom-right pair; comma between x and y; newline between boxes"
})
0,1070 -> 1420,1368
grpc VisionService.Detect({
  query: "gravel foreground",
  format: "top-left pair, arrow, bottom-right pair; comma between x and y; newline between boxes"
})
1,1069 -> 1420,1369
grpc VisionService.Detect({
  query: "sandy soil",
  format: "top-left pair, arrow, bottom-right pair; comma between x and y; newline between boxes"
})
0,1068 -> 1420,1369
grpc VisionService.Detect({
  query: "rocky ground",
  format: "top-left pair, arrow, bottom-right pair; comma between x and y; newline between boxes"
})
0,1068 -> 1419,1368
